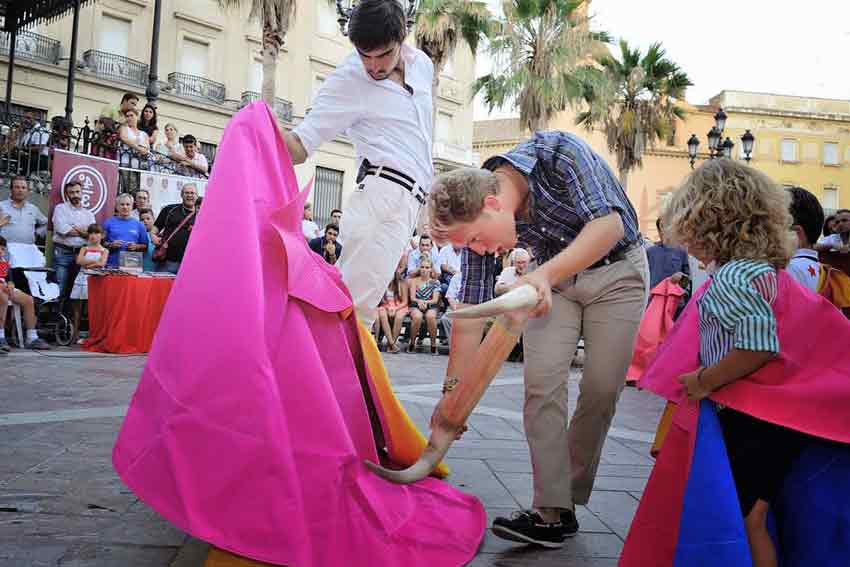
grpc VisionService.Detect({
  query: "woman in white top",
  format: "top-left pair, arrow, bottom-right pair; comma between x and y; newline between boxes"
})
119,108 -> 151,170
153,122 -> 186,173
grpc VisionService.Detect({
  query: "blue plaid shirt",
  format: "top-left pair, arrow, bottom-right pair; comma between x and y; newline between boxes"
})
483,131 -> 640,265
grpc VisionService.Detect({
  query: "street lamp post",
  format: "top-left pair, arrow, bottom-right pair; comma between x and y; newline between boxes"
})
687,108 -> 755,168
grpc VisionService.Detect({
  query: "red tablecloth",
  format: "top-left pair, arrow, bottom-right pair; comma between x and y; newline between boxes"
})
82,275 -> 174,354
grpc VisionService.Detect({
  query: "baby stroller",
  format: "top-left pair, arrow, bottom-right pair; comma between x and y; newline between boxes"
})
7,243 -> 74,346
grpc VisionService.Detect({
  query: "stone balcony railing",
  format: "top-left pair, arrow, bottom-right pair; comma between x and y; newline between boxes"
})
240,91 -> 293,122
82,50 -> 149,87
168,72 -> 226,105
0,30 -> 61,65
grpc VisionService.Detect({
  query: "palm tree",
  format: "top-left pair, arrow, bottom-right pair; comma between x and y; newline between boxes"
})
473,0 -> 607,132
575,40 -> 692,190
414,0 -> 494,113
217,0 -> 297,106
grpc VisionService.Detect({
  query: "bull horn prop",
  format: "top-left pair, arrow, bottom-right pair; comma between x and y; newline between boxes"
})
365,285 -> 539,484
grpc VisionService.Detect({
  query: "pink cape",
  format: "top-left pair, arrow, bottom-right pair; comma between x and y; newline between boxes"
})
112,103 -> 486,566
626,278 -> 685,382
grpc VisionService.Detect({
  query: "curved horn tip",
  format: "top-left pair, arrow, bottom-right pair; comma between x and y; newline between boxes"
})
447,284 -> 539,319
364,459 -> 428,485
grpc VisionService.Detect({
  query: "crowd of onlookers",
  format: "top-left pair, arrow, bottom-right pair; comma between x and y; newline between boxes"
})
0,92 -> 210,188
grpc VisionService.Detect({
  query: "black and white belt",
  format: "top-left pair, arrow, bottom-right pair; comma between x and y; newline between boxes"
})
358,160 -> 427,205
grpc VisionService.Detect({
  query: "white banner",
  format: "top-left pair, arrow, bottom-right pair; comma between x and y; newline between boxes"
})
140,171 -> 208,218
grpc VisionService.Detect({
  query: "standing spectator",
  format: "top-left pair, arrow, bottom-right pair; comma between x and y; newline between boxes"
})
787,186 -> 825,292
130,189 -> 150,220
120,93 -> 140,115
91,105 -> 121,160
821,215 -> 837,239
406,257 -> 441,355
406,234 -> 441,279
0,235 -> 51,351
52,181 -> 96,297
646,217 -> 690,289
816,209 -> 850,253
153,123 -> 186,172
70,224 -> 108,344
18,112 -> 50,174
436,242 -> 462,296
0,176 -> 47,244
302,203 -> 321,240
138,209 -> 159,272
119,108 -> 151,170
179,135 -> 209,178
153,183 -> 198,274
494,248 -> 531,295
138,103 -> 160,147
309,224 -> 342,265
103,194 -> 149,268
322,208 -> 344,244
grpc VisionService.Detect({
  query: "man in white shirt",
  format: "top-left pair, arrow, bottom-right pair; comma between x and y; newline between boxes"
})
816,209 -> 850,254
18,112 -> 51,173
0,176 -> 47,245
436,242 -> 462,296
52,181 -> 96,297
281,0 -> 433,327
302,203 -> 321,241
180,135 -> 209,178
787,187 -> 825,292
494,248 -> 531,296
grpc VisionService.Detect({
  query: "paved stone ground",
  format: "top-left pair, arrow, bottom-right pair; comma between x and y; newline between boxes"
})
0,347 -> 665,566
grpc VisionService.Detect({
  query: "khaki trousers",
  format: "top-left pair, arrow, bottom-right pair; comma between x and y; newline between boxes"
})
337,175 -> 421,328
523,244 -> 648,509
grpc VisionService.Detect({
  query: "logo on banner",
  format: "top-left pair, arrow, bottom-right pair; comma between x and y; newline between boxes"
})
61,164 -> 109,214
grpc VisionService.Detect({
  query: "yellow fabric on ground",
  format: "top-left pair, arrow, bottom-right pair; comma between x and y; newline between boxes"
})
357,323 -> 450,478
651,401 -> 676,457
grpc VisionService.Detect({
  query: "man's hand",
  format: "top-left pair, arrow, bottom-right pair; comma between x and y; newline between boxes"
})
0,214 -> 10,227
324,241 -> 336,255
679,368 -> 711,401
429,398 -> 467,440
110,240 -> 124,250
516,269 -> 553,318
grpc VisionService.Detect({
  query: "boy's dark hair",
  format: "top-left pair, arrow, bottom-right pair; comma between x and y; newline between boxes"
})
0,235 -> 6,248
87,223 -> 104,235
787,186 -> 824,246
325,223 -> 340,234
182,134 -> 197,145
837,208 -> 850,216
331,208 -> 342,216
121,92 -> 139,104
348,0 -> 407,53
137,208 -> 153,218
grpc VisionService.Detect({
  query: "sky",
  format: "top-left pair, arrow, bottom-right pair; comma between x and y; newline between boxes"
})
474,0 -> 850,120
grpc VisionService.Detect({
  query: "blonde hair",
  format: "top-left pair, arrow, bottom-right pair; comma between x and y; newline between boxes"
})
663,160 -> 792,269
428,168 -> 500,240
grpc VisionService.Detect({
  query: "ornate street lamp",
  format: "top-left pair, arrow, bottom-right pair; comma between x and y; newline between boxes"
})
687,107 -> 754,168
740,129 -> 755,162
337,0 -> 418,36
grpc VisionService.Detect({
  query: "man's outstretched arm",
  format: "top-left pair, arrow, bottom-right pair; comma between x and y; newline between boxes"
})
282,129 -> 308,165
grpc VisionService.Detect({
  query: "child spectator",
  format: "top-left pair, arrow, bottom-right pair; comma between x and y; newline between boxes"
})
70,224 -> 108,344
138,209 -> 159,272
786,186 -> 824,292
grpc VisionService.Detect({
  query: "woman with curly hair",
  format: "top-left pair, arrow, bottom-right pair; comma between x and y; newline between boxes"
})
663,159 -> 801,567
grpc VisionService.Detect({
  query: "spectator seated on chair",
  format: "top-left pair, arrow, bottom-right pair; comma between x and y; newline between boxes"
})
309,224 -> 342,265
0,176 -> 48,246
406,257 -> 442,355
437,243 -> 462,299
406,233 -> 441,279
439,271 -> 463,343
375,265 -> 409,354
0,235 -> 50,352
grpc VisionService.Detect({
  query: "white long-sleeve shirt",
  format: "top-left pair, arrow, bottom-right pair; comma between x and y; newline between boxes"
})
52,203 -> 96,248
293,44 -> 434,192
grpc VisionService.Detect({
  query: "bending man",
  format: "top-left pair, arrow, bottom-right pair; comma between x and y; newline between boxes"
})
430,131 -> 648,548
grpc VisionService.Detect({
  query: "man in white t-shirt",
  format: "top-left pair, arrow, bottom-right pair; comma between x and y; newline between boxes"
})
788,187 -> 825,293
281,0 -> 434,327
180,135 -> 209,178
494,248 -> 531,296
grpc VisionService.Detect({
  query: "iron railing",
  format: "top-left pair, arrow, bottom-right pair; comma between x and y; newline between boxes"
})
82,50 -> 149,87
240,91 -> 294,123
168,72 -> 226,105
0,30 -> 61,65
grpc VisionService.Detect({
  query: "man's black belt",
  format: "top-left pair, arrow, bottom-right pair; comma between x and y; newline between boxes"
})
588,241 -> 641,270
357,159 -> 427,205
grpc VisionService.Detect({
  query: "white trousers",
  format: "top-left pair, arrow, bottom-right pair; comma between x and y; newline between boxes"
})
337,175 -> 421,328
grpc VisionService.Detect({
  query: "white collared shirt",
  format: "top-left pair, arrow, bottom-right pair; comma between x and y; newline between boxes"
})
0,199 -> 47,244
788,248 -> 821,292
437,245 -> 462,275
293,44 -> 434,192
52,203 -> 96,248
